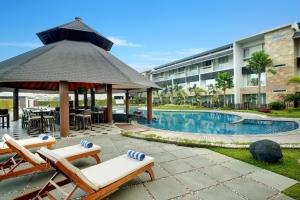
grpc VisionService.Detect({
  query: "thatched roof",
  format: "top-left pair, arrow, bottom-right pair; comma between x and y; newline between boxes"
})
0,18 -> 159,91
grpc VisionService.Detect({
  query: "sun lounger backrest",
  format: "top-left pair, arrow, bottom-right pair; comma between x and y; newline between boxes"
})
3,134 -> 14,141
38,147 -> 98,191
5,139 -> 46,165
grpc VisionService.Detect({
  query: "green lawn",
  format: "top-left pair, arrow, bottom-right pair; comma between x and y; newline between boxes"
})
0,99 -> 13,109
209,147 -> 300,199
151,104 -> 300,118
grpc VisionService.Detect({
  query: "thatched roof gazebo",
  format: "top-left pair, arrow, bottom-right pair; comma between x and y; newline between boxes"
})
0,17 -> 159,136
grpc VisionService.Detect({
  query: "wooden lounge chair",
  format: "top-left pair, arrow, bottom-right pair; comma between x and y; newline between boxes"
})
0,134 -> 56,156
15,148 -> 155,200
0,135 -> 101,181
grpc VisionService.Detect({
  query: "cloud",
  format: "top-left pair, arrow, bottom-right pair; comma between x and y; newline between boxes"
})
107,36 -> 143,47
134,48 -> 205,63
176,48 -> 205,56
128,63 -> 155,72
0,41 -> 42,48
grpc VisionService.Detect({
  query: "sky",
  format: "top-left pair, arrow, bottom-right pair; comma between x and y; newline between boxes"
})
0,0 -> 299,72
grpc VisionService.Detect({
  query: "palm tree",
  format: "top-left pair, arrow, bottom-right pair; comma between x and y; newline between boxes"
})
215,72 -> 234,107
189,85 -> 206,106
247,51 -> 274,108
162,85 -> 173,104
207,84 -> 219,106
173,84 -> 186,104
287,76 -> 300,84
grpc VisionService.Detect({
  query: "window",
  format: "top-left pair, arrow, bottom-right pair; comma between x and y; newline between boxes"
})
218,56 -> 228,64
189,65 -> 197,71
243,44 -> 263,59
177,67 -> 185,74
243,48 -> 250,58
246,73 -> 266,86
169,69 -> 176,76
205,79 -> 215,89
243,94 -> 266,105
203,60 -> 212,67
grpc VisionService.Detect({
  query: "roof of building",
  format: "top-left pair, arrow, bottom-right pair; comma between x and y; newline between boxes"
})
154,43 -> 233,71
294,31 -> 300,39
37,17 -> 114,51
0,19 -> 159,91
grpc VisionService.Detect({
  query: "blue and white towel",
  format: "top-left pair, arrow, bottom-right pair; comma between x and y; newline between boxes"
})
127,150 -> 145,161
39,134 -> 49,140
80,140 -> 93,148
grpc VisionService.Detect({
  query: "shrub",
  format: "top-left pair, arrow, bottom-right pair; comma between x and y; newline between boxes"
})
269,101 -> 285,110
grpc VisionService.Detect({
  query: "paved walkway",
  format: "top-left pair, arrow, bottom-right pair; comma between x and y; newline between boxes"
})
0,133 -> 297,200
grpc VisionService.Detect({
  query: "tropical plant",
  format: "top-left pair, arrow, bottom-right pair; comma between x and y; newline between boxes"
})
207,84 -> 219,105
287,76 -> 300,84
269,101 -> 285,110
247,51 -> 275,108
173,84 -> 187,104
284,93 -> 300,108
250,78 -> 259,86
189,85 -> 206,106
215,72 -> 234,107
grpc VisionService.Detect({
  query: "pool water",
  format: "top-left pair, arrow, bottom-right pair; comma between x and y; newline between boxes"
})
137,111 -> 299,135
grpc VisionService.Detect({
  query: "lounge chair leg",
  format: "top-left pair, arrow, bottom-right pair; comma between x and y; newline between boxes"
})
35,171 -> 60,198
146,167 -> 155,181
91,153 -> 101,163
64,184 -> 78,200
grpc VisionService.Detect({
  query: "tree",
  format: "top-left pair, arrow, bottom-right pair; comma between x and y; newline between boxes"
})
189,85 -> 206,106
287,76 -> 300,85
162,85 -> 173,104
215,72 -> 234,107
247,51 -> 274,108
207,84 -> 219,106
173,84 -> 187,104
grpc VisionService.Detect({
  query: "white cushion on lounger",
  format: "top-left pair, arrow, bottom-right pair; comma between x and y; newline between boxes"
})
0,135 -> 56,150
38,147 -> 99,190
81,154 -> 154,188
50,144 -> 101,158
5,139 -> 46,165
39,147 -> 63,161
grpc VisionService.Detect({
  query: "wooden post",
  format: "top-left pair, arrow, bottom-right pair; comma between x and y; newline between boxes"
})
106,84 -> 113,123
147,88 -> 153,122
125,90 -> 129,115
59,81 -> 69,137
74,90 -> 79,109
84,90 -> 88,108
90,88 -> 95,108
13,88 -> 19,121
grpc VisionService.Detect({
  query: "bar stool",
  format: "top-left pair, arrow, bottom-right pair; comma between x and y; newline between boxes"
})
75,109 -> 92,130
27,115 -> 42,134
0,109 -> 9,128
43,115 -> 56,132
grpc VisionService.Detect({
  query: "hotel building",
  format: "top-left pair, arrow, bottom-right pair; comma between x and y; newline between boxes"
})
148,23 -> 300,107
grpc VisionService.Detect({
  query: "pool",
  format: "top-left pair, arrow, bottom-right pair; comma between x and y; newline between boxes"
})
137,111 -> 299,135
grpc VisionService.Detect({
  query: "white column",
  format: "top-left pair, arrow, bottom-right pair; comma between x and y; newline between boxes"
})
233,42 -> 243,106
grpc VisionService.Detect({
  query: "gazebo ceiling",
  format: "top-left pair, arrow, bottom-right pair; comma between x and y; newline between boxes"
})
0,18 -> 159,91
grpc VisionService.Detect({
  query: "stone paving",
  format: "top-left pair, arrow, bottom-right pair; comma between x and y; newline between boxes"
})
0,131 -> 298,200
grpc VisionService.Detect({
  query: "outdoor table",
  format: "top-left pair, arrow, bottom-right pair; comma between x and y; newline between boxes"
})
30,109 -> 52,133
92,111 -> 104,124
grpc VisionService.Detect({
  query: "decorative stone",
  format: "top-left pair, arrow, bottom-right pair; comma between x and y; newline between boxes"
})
249,140 -> 282,163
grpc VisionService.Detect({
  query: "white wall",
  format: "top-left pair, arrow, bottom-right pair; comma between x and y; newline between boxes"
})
233,42 -> 244,104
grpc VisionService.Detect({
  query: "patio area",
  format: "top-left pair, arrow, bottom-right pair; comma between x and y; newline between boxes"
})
0,125 -> 297,200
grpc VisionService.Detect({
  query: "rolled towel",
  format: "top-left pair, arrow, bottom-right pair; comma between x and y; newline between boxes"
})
127,150 -> 145,161
80,140 -> 93,148
39,134 -> 49,140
